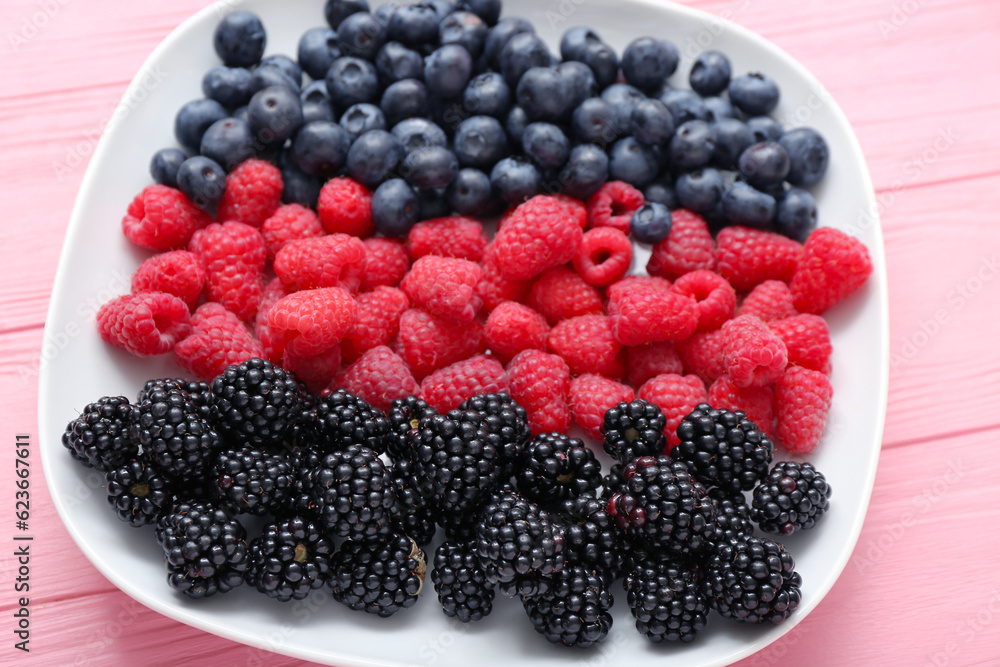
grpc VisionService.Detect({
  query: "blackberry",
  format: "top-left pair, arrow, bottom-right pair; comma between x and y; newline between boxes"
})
751,462 -> 831,535
599,462 -> 625,501
211,446 -> 293,516
155,501 -> 248,598
516,433 -> 602,505
624,558 -> 708,643
601,399 -> 667,464
438,508 -> 480,543
386,395 -> 438,462
132,385 -> 222,479
140,378 -> 213,420
671,404 -> 773,495
458,393 -> 530,471
106,459 -> 174,527
521,564 -> 614,648
299,389 -> 393,455
431,541 -> 496,622
210,358 -> 304,447
303,444 -> 395,542
330,534 -> 426,617
553,494 -> 626,579
391,457 -> 438,546
245,516 -> 333,602
709,487 -> 754,544
284,442 -> 323,516
702,534 -> 802,624
62,396 -> 138,471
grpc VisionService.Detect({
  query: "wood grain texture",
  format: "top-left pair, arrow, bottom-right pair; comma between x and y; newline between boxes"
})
1,0 -> 999,665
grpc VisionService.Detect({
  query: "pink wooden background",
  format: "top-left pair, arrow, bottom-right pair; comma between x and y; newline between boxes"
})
2,0 -> 1000,665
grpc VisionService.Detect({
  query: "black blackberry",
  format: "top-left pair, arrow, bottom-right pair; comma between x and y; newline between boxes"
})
302,444 -> 396,541
140,378 -> 213,420
702,534 -> 802,624
245,516 -> 333,602
458,393 -> 531,471
386,395 -> 438,462
62,396 -> 138,471
283,443 -> 324,516
432,541 -> 496,622
606,456 -> 717,558
132,385 -> 222,479
553,494 -> 626,579
330,534 -> 426,617
210,357 -> 304,447
516,433 -> 602,505
106,459 -> 174,527
600,462 -> 625,501
624,558 -> 708,643
601,399 -> 667,464
155,501 -> 248,598
438,508 -> 480,543
751,461 -> 831,535
299,389 -> 393,455
211,446 -> 294,515
671,404 -> 773,495
521,564 -> 614,648
709,487 -> 754,544
391,457 -> 438,546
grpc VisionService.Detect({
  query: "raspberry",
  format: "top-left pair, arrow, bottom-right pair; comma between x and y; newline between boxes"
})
637,373 -> 709,450
608,283 -> 698,346
407,216 -> 489,262
627,342 -> 683,388
507,350 -> 571,434
526,267 -> 603,325
586,181 -> 644,233
97,292 -> 191,357
400,255 -> 483,325
676,329 -> 727,385
254,278 -> 289,363
738,280 -> 797,322
721,315 -> 789,388
477,245 -> 532,313
568,374 -> 634,440
396,308 -> 485,380
216,159 -> 283,227
420,355 -> 509,413
708,374 -> 775,438
335,346 -> 420,412
189,221 -> 267,321
274,234 -> 367,293
646,210 -> 716,280
174,303 -> 263,381
606,275 -> 672,303
716,226 -> 802,292
484,302 -> 550,364
317,177 -> 374,237
790,227 -> 873,314
340,286 -> 410,363
548,194 -> 588,229
266,287 -> 358,359
548,314 -> 625,379
284,345 -> 342,395
774,366 -> 833,454
261,204 -> 323,260
769,314 -> 832,375
122,185 -> 209,252
131,250 -> 206,308
360,238 -> 410,290
491,195 -> 584,280
572,227 -> 633,287
672,270 -> 736,331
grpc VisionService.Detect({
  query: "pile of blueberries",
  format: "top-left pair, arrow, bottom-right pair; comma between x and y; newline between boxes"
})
153,0 -> 829,241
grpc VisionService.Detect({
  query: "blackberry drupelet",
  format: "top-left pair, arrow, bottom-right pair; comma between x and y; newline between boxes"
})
709,487 -> 754,544
702,534 -> 802,624
458,393 -> 531,472
132,385 -> 222,479
284,443 -> 323,516
672,403 -> 773,496
516,433 -> 602,505
140,378 -> 213,420
106,459 -> 174,527
624,558 -> 708,643
601,399 -> 668,464
302,444 -> 396,542
245,516 -> 333,602
391,457 -> 438,546
386,395 -> 438,462
521,563 -> 614,648
211,446 -> 293,516
299,389 -> 394,455
554,494 -> 626,579
62,396 -> 138,471
438,508 -> 480,543
155,501 -> 248,599
210,357 -> 304,447
330,534 -> 426,617
431,541 -> 496,622
751,461 -> 831,535
600,462 -> 625,501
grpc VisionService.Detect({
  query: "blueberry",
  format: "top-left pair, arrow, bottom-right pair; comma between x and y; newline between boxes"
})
418,187 -> 451,220
202,67 -> 253,109
499,32 -> 553,87
689,51 -> 731,96
447,167 -> 494,215
372,178 -> 420,237
559,27 -> 601,61
522,122 -> 570,169
301,80 -> 332,108
631,98 -> 675,146
200,117 -> 255,171
425,44 -> 473,98
325,0 -> 370,29
602,83 -> 646,131
729,73 -> 780,116
426,0 -> 459,20
578,41 -> 619,90
609,136 -> 659,187
303,101 -> 336,124
380,79 -> 430,125
177,156 -> 226,210
779,128 -> 829,186
491,156 -> 541,204
516,67 -> 570,122
326,57 -> 380,109
388,4 -> 440,46
248,86 -> 304,147
278,152 -> 321,208
669,119 -> 717,170
558,143 -> 609,200
558,61 -> 597,109
213,11 -> 266,68
621,37 -> 679,90
392,118 -> 448,154
630,202 -> 673,244
712,117 -> 755,169
298,27 -> 341,81
460,0 -> 501,26
339,103 -> 387,137
738,141 -> 791,188
232,106 -> 249,124
747,116 -> 784,143
346,129 -> 403,188
463,72 -> 511,117
291,120 -> 353,176
249,66 -> 300,95
149,148 -> 187,188
505,105 -> 529,147
337,12 -> 388,61
675,168 -> 724,213
702,96 -> 735,122
440,11 -> 487,58
261,55 -> 303,88
722,181 -> 776,228
373,3 -> 399,26
775,188 -> 818,241
571,97 -> 618,144
484,17 -> 534,70
660,88 -> 708,125
402,145 -> 460,189
644,179 -> 678,209
454,115 -> 508,169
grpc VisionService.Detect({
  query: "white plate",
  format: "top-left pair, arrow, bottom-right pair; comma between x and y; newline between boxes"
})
39,1 -> 889,665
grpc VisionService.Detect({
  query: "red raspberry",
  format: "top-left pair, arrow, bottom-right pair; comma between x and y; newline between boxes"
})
646,210 -> 716,280
548,314 -> 625,379
360,238 -> 410,291
131,250 -> 206,309
400,255 -> 482,324
266,287 -> 358,359
96,292 -> 191,357
716,226 -> 802,292
738,280 -> 797,322
606,275 -> 672,304
317,177 -> 374,238
573,227 -> 633,287
507,350 -> 571,434
484,301 -> 550,364
261,204 -> 323,260
676,329 -> 727,385
608,282 -> 698,346
254,278 -> 289,363
721,315 -> 788,388
340,286 -> 410,363
274,234 -> 367,293
188,221 -> 266,321
568,374 -> 634,440
637,373 -> 709,450
174,303 -> 263,381
552,194 -> 588,229
477,245 -> 532,313
491,195 -> 584,280
768,314 -> 833,375
708,374 -> 775,438
407,216 -> 489,262
284,345 -> 342,396
395,308 -> 485,380
335,346 -> 419,412
790,228 -> 873,314
216,159 -> 283,228
121,185 -> 209,251
420,355 -> 509,413
774,366 -> 833,454
626,342 -> 683,387
586,181 -> 644,233
671,270 -> 736,331
526,267 -> 603,325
